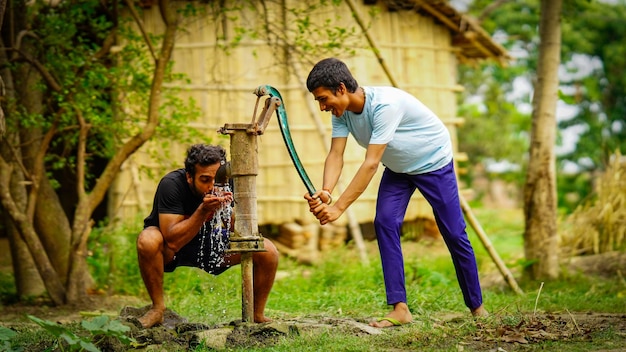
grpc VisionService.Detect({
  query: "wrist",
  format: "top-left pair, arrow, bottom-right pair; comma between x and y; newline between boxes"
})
199,201 -> 213,214
320,189 -> 332,205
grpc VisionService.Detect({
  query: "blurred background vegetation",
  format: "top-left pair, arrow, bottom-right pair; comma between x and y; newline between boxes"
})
1,0 -> 625,343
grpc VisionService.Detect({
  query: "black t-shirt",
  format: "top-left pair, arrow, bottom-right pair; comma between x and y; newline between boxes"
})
143,169 -> 202,228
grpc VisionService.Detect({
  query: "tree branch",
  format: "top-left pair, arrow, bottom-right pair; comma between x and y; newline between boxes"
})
0,138 -> 31,185
93,29 -> 117,60
75,108 -> 89,202
84,0 -> 179,217
123,0 -> 157,62
14,30 -> 40,54
26,118 -> 58,221
477,0 -> 513,23
11,48 -> 62,92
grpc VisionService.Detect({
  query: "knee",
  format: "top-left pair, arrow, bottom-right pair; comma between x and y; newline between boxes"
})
374,214 -> 402,232
137,227 -> 164,255
255,239 -> 279,268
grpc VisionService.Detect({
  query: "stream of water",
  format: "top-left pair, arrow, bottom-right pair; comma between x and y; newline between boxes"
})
197,184 -> 233,270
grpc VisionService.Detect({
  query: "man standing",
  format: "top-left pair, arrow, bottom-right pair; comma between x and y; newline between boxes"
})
304,58 -> 488,328
137,143 -> 278,328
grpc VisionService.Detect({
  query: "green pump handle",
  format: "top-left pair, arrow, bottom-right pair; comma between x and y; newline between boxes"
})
256,85 -> 317,196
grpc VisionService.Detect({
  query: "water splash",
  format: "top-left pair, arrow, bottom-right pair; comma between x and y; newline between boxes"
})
197,183 -> 233,270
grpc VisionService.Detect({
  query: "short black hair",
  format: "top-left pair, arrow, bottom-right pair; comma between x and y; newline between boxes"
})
306,58 -> 359,94
184,144 -> 225,178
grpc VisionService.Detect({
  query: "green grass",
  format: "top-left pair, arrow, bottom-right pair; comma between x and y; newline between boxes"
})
466,208 -> 525,263
3,207 -> 626,351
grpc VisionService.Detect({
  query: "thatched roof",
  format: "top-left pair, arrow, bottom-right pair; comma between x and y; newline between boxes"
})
139,0 -> 508,63
373,0 -> 509,63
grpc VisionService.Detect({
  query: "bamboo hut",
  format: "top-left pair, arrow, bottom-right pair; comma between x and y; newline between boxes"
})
109,0 -> 507,246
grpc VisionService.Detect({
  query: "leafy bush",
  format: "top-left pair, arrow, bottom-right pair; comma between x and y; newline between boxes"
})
0,326 -> 19,352
27,315 -> 135,351
87,218 -> 144,296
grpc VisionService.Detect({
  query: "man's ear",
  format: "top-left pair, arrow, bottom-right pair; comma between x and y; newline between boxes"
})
338,82 -> 346,94
186,172 -> 193,185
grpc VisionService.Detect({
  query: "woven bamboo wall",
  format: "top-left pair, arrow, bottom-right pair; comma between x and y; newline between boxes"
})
109,0 -> 467,227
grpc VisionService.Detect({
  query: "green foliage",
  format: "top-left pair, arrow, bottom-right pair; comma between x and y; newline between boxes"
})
288,2 -> 360,57
27,314 -> 136,352
459,0 -> 626,213
556,170 -> 593,214
457,63 -> 531,167
0,326 -> 17,340
556,0 -> 626,172
28,315 -> 99,352
0,271 -> 17,304
4,207 -> 626,350
207,0 -> 366,63
5,0 -> 204,192
0,326 -> 21,352
31,2 -> 117,151
87,219 -> 144,296
80,315 -> 135,346
456,0 -> 536,188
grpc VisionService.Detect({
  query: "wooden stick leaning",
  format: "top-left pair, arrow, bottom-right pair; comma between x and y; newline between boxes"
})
460,196 -> 524,295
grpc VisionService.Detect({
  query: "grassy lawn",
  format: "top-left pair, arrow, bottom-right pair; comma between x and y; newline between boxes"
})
160,207 -> 626,350
2,207 -> 625,351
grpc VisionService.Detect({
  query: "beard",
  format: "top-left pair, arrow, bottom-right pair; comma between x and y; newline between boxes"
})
189,181 -> 207,200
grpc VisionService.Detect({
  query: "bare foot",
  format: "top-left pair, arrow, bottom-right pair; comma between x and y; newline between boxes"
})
369,302 -> 412,328
471,304 -> 489,318
138,308 -> 165,328
254,315 -> 272,323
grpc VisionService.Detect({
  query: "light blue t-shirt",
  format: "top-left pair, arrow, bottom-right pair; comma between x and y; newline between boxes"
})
331,86 -> 452,175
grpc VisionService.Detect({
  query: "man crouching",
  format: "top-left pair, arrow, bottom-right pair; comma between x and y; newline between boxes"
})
136,143 -> 278,328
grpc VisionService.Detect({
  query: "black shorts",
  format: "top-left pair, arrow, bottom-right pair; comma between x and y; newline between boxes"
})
164,226 -> 231,275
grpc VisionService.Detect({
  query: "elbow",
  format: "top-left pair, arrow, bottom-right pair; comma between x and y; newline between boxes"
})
166,242 -> 180,253
168,241 -> 178,252
363,160 -> 379,174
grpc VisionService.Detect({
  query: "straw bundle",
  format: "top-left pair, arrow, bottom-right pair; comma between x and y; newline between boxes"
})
561,151 -> 626,256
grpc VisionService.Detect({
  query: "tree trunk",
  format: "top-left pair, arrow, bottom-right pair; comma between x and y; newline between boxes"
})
34,177 -> 73,285
2,0 -> 179,305
4,156 -> 46,297
65,0 -> 180,301
12,40 -> 73,287
6,223 -> 46,297
523,0 -> 562,280
0,39 -> 46,297
0,17 -> 67,303
0,158 -> 66,305
66,206 -> 93,302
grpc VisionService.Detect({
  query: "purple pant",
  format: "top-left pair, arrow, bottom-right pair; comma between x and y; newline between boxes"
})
374,161 -> 483,310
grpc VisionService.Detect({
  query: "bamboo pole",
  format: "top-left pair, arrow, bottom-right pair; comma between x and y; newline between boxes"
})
346,0 -> 523,294
460,196 -> 524,295
344,0 -> 398,87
